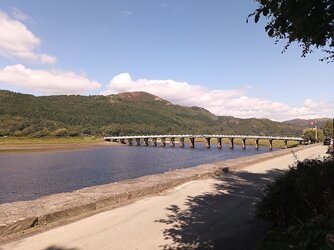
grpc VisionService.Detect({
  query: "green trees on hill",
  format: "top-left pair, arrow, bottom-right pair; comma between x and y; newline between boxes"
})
303,128 -> 324,142
323,120 -> 334,138
0,90 -> 306,137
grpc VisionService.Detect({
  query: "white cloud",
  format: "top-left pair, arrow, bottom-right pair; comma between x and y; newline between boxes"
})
102,73 -> 334,121
0,11 -> 56,64
0,64 -> 101,95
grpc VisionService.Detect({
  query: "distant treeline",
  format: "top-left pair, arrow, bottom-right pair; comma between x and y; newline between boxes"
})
0,90 -> 318,137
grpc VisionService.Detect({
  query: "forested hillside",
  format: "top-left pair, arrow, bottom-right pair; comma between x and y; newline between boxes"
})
283,118 -> 331,129
0,90 -> 309,137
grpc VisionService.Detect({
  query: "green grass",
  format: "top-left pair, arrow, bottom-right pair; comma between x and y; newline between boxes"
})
0,136 -> 101,145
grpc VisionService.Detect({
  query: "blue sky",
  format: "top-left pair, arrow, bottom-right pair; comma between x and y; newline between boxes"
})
0,0 -> 333,120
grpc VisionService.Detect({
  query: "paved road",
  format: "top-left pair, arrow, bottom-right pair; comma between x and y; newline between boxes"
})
1,145 -> 328,250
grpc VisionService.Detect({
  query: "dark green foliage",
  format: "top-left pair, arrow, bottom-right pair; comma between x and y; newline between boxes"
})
303,128 -> 325,142
256,156 -> 334,249
284,118 -> 332,129
323,120 -> 334,138
250,0 -> 334,61
220,117 -> 302,136
52,128 -> 68,137
0,90 -> 304,137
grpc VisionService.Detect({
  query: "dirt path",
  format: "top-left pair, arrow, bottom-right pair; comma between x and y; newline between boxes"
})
0,145 -> 328,250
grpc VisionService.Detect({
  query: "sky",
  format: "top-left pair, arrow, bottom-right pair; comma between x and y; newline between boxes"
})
0,0 -> 333,121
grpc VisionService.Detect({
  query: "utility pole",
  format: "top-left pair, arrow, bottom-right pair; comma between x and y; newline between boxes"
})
332,118 -> 334,140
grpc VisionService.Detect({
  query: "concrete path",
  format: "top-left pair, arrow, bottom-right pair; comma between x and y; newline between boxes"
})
1,145 -> 328,250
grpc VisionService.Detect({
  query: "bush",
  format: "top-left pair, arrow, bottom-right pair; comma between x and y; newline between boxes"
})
256,155 -> 334,249
67,130 -> 80,137
52,128 -> 68,137
0,128 -> 10,136
30,128 -> 50,138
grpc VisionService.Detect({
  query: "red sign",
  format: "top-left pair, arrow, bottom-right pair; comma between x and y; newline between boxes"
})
310,120 -> 317,125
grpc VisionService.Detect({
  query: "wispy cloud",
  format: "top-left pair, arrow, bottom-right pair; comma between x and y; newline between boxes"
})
121,10 -> 133,17
0,10 -> 56,64
11,7 -> 30,22
102,73 -> 334,121
0,64 -> 101,95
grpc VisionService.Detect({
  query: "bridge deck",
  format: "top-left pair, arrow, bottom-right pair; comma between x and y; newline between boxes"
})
104,134 -> 303,141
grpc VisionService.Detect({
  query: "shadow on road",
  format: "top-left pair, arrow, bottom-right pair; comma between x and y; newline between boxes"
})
44,246 -> 78,250
156,169 -> 286,250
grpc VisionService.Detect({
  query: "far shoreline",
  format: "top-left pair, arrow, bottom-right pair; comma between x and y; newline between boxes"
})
0,139 -> 122,153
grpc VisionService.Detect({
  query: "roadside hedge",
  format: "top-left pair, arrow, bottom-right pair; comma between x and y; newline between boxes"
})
256,152 -> 334,249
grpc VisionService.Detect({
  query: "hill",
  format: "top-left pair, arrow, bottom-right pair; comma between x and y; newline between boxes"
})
284,118 -> 331,129
0,90 -> 311,137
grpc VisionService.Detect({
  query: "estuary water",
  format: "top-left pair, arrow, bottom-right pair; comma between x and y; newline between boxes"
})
0,144 -> 274,204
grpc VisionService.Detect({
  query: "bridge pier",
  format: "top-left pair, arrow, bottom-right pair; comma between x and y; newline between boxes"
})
160,138 -> 166,147
205,137 -> 211,148
143,138 -> 149,146
269,139 -> 273,151
135,138 -> 141,146
229,138 -> 234,149
179,138 -> 185,147
127,139 -> 133,146
284,140 -> 288,149
217,138 -> 222,149
120,139 -> 126,144
170,137 -> 175,147
242,138 -> 246,149
255,139 -> 259,150
189,137 -> 195,148
152,138 -> 157,147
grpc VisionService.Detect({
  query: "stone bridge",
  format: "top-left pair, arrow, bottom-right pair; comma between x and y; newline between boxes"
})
104,134 -> 304,150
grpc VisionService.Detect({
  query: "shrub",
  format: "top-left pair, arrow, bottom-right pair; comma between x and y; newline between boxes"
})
52,128 -> 68,137
256,155 -> 334,249
67,130 -> 80,137
0,128 -> 10,136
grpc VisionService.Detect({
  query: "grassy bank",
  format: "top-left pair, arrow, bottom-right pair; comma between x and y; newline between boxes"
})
0,136 -> 109,154
0,136 -> 102,145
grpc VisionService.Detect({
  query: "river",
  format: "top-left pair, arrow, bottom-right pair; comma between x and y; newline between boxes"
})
0,144 -> 275,204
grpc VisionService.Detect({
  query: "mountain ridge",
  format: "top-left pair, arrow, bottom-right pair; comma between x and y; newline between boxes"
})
283,118 -> 331,128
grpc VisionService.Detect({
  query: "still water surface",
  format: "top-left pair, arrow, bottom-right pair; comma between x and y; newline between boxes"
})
0,144 -> 274,204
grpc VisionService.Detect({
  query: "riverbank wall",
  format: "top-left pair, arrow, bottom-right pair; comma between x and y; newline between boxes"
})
0,144 -> 319,243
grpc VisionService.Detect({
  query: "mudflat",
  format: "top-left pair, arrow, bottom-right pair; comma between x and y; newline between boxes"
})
0,144 -> 327,249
